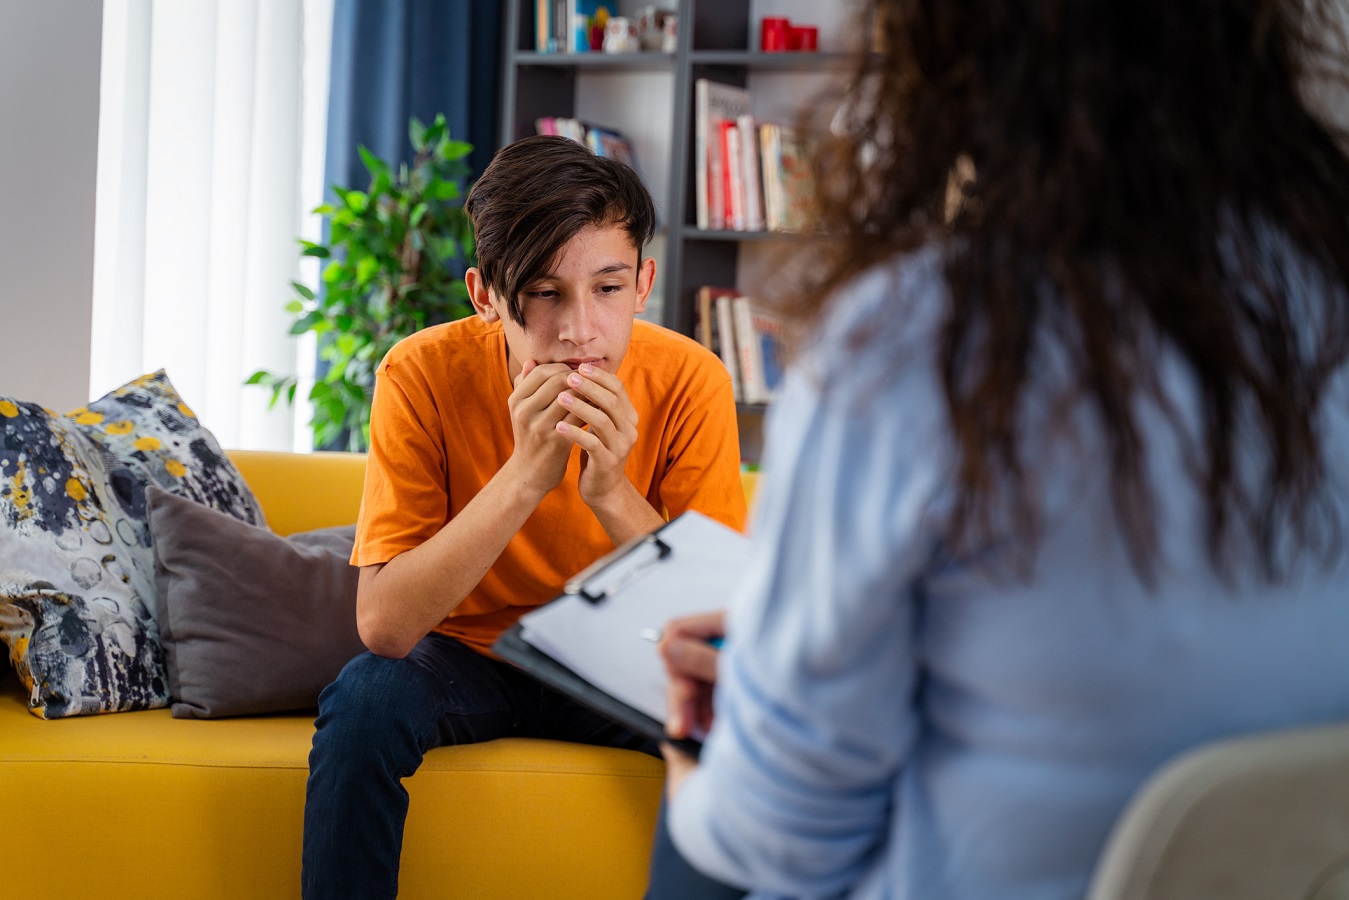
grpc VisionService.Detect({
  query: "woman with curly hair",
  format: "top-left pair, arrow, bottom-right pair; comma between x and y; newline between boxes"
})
651,0 -> 1349,896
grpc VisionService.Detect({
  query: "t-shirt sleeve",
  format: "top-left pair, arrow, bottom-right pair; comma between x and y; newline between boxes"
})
351,358 -> 451,567
658,362 -> 748,533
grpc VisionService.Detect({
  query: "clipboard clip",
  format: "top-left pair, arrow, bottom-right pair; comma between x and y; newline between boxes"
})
565,531 -> 672,604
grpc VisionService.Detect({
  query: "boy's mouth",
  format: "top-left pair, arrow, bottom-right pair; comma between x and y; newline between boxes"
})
562,357 -> 604,370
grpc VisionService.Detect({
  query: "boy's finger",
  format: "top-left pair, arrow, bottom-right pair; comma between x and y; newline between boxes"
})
569,367 -> 637,427
556,392 -> 620,445
514,361 -> 570,394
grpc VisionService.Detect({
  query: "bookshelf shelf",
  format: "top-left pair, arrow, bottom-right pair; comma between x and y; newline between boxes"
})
689,50 -> 853,69
513,51 -> 676,71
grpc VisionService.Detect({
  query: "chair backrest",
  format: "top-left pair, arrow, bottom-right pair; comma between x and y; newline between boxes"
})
1086,720 -> 1349,900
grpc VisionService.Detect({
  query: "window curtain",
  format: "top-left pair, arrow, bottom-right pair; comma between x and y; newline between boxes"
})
91,0 -> 335,452
324,0 -> 501,215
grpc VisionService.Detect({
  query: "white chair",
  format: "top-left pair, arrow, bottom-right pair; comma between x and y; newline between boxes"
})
1087,720 -> 1349,900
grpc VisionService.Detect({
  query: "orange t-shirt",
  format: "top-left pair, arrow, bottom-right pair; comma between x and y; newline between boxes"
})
352,315 -> 747,656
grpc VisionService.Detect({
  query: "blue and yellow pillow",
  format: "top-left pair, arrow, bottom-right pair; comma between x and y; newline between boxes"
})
0,370 -> 265,718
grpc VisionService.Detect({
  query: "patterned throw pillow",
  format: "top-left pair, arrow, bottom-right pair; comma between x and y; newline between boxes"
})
0,370 -> 266,718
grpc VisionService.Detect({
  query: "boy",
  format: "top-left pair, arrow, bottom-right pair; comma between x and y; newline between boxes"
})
301,135 -> 746,898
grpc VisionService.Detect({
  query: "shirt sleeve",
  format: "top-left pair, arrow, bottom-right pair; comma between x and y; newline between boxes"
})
667,263 -> 950,895
351,357 -> 451,567
657,363 -> 748,533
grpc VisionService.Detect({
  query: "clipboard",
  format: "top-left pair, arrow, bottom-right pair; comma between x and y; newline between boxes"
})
491,510 -> 750,759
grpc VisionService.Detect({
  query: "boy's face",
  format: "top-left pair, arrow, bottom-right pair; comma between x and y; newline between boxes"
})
468,222 -> 656,382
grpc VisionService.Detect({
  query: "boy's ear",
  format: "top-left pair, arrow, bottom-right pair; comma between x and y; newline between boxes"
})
465,267 -> 501,323
634,256 -> 657,316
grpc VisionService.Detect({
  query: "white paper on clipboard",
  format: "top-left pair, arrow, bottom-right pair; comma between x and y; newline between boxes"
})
517,510 -> 750,722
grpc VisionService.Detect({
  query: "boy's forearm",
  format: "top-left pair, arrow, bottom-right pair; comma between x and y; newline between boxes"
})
356,457 -> 549,658
587,478 -> 667,547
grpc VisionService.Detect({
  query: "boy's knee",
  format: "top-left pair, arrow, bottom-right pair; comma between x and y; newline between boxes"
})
315,651 -> 431,744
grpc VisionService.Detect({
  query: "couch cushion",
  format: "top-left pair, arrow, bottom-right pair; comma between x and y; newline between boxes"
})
0,678 -> 664,899
0,371 -> 266,718
149,486 -> 364,718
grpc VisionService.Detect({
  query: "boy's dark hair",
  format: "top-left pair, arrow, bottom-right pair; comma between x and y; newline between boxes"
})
465,134 -> 656,325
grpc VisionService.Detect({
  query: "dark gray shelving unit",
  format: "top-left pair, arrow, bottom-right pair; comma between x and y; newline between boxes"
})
498,0 -> 846,343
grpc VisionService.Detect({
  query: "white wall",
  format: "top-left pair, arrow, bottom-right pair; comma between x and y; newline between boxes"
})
0,1 -> 103,412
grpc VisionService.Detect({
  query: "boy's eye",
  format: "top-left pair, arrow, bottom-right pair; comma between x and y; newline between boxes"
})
598,284 -> 624,294
526,289 -> 559,300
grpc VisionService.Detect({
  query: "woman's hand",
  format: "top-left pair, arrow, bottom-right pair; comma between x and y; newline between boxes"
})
658,610 -> 725,740
658,610 -> 725,802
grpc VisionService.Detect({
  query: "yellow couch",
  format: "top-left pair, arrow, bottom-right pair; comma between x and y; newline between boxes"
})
0,451 -> 757,899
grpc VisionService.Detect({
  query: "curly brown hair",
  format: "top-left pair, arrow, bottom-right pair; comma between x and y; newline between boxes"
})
789,0 -> 1349,578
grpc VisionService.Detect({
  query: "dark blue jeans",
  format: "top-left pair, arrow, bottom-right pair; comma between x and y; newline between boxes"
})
645,797 -> 750,900
301,632 -> 655,899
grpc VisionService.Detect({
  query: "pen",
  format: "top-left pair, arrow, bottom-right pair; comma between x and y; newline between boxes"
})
639,627 -> 724,649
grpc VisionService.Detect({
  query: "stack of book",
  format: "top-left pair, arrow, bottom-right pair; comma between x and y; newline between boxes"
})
535,0 -> 604,54
694,286 -> 785,405
534,117 -> 639,171
693,79 -> 815,233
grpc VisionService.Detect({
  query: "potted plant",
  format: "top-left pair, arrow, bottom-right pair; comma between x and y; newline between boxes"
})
249,114 -> 476,451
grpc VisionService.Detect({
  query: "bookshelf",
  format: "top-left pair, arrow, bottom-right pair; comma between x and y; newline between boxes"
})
499,0 -> 851,460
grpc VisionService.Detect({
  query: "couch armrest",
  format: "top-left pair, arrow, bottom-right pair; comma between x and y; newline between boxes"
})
226,450 -> 367,536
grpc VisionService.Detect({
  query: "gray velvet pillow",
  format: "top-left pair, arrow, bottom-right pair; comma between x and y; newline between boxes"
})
148,486 -> 364,718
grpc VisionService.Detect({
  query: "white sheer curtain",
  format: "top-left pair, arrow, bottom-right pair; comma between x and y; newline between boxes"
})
91,0 -> 333,452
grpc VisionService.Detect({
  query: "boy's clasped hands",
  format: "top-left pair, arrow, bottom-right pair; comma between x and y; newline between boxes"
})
508,359 -> 639,506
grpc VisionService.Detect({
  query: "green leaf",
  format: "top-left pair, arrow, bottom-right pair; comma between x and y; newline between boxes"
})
290,311 -> 323,335
425,179 -> 461,201
444,140 -> 472,161
301,245 -> 331,258
342,190 -> 369,213
422,119 -> 446,148
356,255 -> 380,285
283,299 -> 305,314
358,145 -> 388,177
291,280 -> 316,300
244,370 -> 271,385
409,117 -> 427,149
371,170 -> 392,198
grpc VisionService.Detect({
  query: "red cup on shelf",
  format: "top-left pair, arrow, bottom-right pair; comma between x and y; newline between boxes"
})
790,25 -> 818,51
760,17 -> 791,52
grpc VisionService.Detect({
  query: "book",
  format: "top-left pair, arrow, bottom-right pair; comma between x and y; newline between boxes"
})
585,124 -> 637,171
535,0 -> 552,52
696,285 -> 738,372
731,295 -> 765,404
694,79 -> 750,231
493,511 -> 752,754
714,291 -> 743,401
759,122 -> 784,231
736,114 -> 764,232
720,119 -> 744,231
750,307 -> 785,401
776,126 -> 815,233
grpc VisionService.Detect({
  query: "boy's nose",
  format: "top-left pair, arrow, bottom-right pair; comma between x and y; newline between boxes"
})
559,299 -> 598,345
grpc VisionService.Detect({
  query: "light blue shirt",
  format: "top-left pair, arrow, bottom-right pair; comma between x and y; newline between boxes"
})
669,251 -> 1349,899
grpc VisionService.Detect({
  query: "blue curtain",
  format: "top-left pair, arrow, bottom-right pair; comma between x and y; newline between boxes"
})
325,0 -> 502,197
